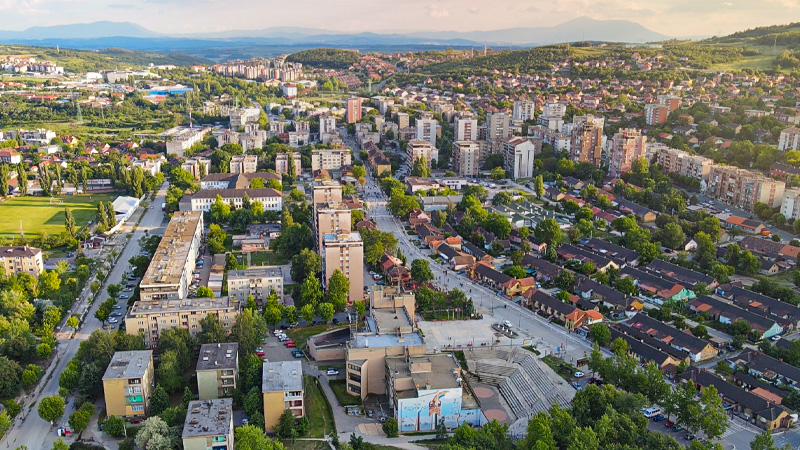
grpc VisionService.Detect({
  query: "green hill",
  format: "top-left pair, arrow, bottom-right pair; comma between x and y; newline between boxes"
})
286,48 -> 360,70
0,44 -> 209,72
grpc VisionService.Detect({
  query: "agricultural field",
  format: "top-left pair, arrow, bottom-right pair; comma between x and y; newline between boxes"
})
0,193 -> 115,238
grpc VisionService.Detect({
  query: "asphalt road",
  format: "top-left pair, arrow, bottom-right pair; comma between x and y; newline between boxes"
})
2,184 -> 169,449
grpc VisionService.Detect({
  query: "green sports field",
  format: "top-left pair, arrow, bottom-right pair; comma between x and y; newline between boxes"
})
0,194 -> 115,238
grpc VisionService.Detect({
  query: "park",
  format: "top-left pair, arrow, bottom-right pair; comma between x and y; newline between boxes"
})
0,193 -> 114,238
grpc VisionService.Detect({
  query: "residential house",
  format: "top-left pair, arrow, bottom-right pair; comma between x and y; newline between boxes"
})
620,267 -> 695,305
616,198 -> 657,222
625,314 -> 718,362
688,295 -> 783,339
717,285 -> 800,330
583,238 -> 640,267
196,343 -> 239,400
557,244 -> 619,273
646,259 -> 718,290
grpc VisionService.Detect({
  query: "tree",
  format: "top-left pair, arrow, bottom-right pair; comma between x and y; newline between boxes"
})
64,208 -> 76,238
535,218 -> 562,248
318,303 -> 335,323
276,409 -> 296,438
231,309 -> 266,355
382,418 -> 399,438
492,191 -> 514,206
482,212 -> 512,239
17,164 -> 27,195
195,286 -> 215,298
150,385 -> 170,416
106,282 -> 121,300
134,417 -> 172,450
533,175 -> 544,198
68,401 -> 95,433
51,439 -> 68,450
411,157 -> 430,177
658,223 -> 686,250
300,274 -> 323,308
157,350 -> 184,393
235,424 -> 283,450
490,166 -> 506,180
411,259 -> 434,283
554,271 -> 575,291
264,306 -> 283,329
104,415 -> 126,437
589,324 -> 611,347
94,298 -> 114,324
694,232 -> 717,269
291,249 -> 321,282
740,250 -> 761,275
38,395 -> 65,424
326,269 -> 350,311
199,313 -> 227,343
698,385 -> 729,440
503,265 -> 527,279
282,305 -> 299,325
300,304 -> 315,324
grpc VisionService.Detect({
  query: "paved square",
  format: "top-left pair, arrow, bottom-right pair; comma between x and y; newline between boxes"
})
418,316 -> 510,351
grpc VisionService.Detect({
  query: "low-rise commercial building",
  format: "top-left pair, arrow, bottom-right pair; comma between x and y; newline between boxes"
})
0,246 -> 43,275
262,361 -> 304,430
197,343 -> 239,400
182,398 -> 234,450
102,350 -> 154,418
126,297 -> 240,348
140,211 -> 204,302
226,267 -> 283,304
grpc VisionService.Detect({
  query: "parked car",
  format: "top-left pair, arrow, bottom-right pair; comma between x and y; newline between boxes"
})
664,420 -> 675,428
684,434 -> 697,441
108,318 -> 119,324
652,414 -> 665,422
113,304 -> 122,309
671,424 -> 683,432
326,369 -> 340,376
293,351 -> 304,358
119,294 -> 130,299
110,312 -> 123,317
571,382 -> 581,390
123,287 -> 133,292
285,341 -> 296,348
283,340 -> 295,346
574,371 -> 585,378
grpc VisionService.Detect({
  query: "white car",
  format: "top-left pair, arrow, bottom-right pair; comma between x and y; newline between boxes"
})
326,369 -> 340,376
574,371 -> 585,378
108,318 -> 119,324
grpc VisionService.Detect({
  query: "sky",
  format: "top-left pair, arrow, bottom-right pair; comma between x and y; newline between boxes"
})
0,0 -> 798,38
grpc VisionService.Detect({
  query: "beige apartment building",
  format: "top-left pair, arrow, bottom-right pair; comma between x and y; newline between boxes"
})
262,361 -> 304,430
229,155 -> 258,174
407,140 -> 439,168
102,350 -> 154,418
779,128 -> 800,151
705,165 -> 786,211
182,398 -> 234,450
346,97 -> 362,124
126,297 -> 240,348
139,211 -> 204,302
312,180 -> 343,205
311,148 -> 352,172
485,112 -> 511,143
452,141 -> 482,177
346,287 -> 425,399
181,157 -> 212,180
197,343 -> 238,400
275,152 -> 301,176
609,128 -> 647,177
570,115 -> 604,167
322,233 -> 364,302
0,246 -> 43,276
454,118 -> 478,142
656,147 -> 714,180
314,202 -> 352,249
226,267 -> 283,304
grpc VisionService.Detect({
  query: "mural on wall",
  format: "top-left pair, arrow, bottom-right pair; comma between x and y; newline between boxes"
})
396,388 -> 485,432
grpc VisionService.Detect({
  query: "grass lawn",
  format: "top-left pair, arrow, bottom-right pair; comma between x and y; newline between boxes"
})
285,324 -> 348,349
542,355 -> 576,380
0,193 -> 115,238
329,379 -> 363,406
232,250 -> 288,269
304,375 -> 335,438
280,441 -> 330,450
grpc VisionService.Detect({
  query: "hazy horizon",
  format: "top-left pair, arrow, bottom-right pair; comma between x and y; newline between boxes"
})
0,0 -> 797,38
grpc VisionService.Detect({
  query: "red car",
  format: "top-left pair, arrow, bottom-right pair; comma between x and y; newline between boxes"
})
665,420 -> 675,428
285,341 -> 296,348
256,351 -> 265,356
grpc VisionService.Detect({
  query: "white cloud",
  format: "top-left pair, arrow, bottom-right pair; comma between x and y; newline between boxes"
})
427,4 -> 450,18
722,1 -> 734,6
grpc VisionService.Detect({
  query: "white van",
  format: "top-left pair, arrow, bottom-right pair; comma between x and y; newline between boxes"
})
643,407 -> 661,418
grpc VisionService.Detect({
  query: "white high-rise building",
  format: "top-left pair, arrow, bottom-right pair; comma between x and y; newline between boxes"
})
415,118 -> 439,147
454,118 -> 478,142
512,100 -> 536,122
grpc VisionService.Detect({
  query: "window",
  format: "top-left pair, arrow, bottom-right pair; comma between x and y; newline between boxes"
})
131,405 -> 144,412
212,436 -> 227,443
129,378 -> 141,385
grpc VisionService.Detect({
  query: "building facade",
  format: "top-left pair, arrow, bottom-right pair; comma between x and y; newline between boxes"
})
262,361 -> 304,430
513,99 -> 536,122
407,140 -> 439,167
416,118 -> 439,148
311,148 -> 352,172
346,97 -> 362,124
229,155 -> 258,174
197,343 -> 239,400
275,152 -> 301,176
705,165 -> 786,211
452,141 -> 482,177
102,350 -> 154,418
0,246 -> 43,275
503,137 -> 539,179
226,267 -> 284,304
322,233 -> 364,302
655,147 -> 715,180
454,118 -> 478,142
125,297 -> 240,348
609,128 -> 647,177
570,115 -> 604,167
187,189 -> 283,213
182,398 -> 234,450
779,128 -> 800,151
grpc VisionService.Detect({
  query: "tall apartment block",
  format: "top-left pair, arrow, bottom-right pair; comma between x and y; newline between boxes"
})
102,350 -> 154,418
196,343 -> 239,400
570,115 -> 604,167
512,99 -> 536,122
346,97 -> 362,124
262,361 -> 304,430
452,141 -> 482,177
275,152 -> 302,176
396,112 -> 410,130
311,148 -> 352,172
415,118 -> 438,147
503,137 -> 540,179
645,103 -> 669,125
314,202 -> 352,250
655,147 -> 714,180
229,155 -> 258,174
319,115 -> 337,135
407,140 -> 439,167
779,128 -> 800,151
139,211 -> 204,302
226,267 -> 284,304
454,118 -> 478,142
486,112 -> 511,143
312,180 -> 343,205
537,101 -> 566,131
322,233 -> 364,302
608,128 -> 648,177
704,165 -> 786,211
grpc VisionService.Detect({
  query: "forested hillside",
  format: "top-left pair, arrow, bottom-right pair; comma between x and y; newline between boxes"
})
0,44 -> 208,72
286,48 -> 360,69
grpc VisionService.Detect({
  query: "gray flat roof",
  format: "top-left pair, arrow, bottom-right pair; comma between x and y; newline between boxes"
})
262,361 -> 304,393
102,351 -> 152,380
227,266 -> 283,279
182,398 -> 233,439
197,343 -> 238,372
350,331 -> 424,349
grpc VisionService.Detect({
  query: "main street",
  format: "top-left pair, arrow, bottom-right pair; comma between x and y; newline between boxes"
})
3,184 -> 169,449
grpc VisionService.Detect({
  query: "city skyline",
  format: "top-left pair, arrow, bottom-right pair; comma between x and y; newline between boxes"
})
0,0 -> 797,39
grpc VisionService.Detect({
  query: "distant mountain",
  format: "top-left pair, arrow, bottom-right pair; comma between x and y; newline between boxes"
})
0,21 -> 161,40
0,17 -> 669,46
